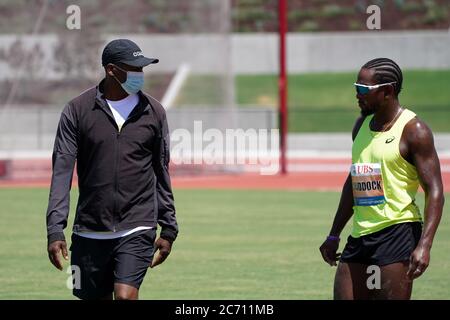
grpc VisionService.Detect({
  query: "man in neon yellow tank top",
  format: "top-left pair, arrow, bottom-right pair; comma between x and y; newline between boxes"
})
319,58 -> 444,300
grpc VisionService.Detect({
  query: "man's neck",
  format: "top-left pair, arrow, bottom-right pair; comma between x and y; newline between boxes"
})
374,100 -> 401,123
371,100 -> 402,131
103,77 -> 129,101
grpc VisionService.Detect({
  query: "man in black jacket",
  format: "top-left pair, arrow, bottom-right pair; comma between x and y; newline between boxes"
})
46,39 -> 179,300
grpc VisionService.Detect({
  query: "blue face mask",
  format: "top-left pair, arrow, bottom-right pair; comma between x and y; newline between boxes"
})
113,65 -> 144,94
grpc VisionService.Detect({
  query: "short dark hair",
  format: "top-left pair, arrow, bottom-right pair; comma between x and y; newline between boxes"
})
362,58 -> 403,96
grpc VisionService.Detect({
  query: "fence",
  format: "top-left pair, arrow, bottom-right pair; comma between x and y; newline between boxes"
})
0,106 -> 277,152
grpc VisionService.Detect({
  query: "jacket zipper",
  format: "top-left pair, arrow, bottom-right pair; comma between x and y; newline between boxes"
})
111,108 -> 145,232
97,104 -> 121,233
112,129 -> 120,232
104,102 -> 148,232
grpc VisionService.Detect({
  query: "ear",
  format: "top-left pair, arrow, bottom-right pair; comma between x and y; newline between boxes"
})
384,84 -> 394,99
105,64 -> 115,77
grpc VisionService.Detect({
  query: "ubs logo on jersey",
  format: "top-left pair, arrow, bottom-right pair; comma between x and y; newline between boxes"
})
352,165 -> 374,175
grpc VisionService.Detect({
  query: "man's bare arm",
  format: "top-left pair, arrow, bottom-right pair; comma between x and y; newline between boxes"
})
403,118 -> 444,279
319,115 -> 366,266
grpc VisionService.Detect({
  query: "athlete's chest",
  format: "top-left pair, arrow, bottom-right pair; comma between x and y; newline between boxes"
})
352,132 -> 402,163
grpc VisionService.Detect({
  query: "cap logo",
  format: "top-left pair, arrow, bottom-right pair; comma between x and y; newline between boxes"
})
133,51 -> 144,57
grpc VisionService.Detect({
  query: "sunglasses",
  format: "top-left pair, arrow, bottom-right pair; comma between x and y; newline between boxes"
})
354,82 -> 396,95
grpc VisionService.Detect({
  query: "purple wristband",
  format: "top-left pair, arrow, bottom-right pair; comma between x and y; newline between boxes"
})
327,235 -> 340,242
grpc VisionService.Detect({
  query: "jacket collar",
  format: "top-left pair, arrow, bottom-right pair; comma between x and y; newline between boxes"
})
94,79 -> 152,115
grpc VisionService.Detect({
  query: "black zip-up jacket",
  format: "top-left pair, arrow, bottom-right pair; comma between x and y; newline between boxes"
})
46,80 -> 178,244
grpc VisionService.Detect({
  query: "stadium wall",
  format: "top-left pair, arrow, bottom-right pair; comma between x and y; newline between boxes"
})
0,31 -> 449,79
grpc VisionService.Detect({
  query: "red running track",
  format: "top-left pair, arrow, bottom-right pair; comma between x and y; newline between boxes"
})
0,157 -> 449,192
1,171 -> 449,192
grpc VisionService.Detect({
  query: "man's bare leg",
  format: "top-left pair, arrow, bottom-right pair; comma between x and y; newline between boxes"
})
114,283 -> 139,300
370,262 -> 412,300
334,262 -> 370,300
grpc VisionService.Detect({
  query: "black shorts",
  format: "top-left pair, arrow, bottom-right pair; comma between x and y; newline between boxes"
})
69,228 -> 156,300
340,222 -> 422,266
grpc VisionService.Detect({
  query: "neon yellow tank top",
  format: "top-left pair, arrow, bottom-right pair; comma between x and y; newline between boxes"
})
351,108 -> 422,237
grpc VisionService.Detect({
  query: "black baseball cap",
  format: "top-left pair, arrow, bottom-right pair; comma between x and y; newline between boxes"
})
102,39 -> 159,67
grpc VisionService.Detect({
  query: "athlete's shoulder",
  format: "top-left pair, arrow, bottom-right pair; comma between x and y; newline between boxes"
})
404,116 -> 433,139
352,115 -> 367,141
403,116 -> 435,152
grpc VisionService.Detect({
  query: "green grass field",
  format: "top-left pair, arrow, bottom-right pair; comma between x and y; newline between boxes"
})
0,188 -> 448,299
176,70 -> 450,132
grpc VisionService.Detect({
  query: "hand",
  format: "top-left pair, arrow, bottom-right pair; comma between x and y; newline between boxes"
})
407,244 -> 430,280
319,238 -> 341,266
47,240 -> 68,271
150,237 -> 172,268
